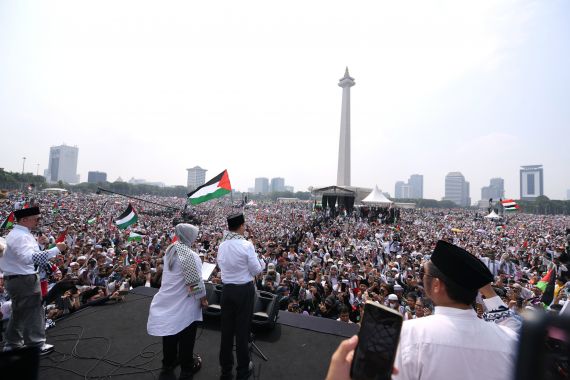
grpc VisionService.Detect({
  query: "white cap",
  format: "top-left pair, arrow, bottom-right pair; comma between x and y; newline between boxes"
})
388,294 -> 399,301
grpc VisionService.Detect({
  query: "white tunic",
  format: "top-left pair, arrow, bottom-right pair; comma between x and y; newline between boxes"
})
147,247 -> 205,336
393,300 -> 518,380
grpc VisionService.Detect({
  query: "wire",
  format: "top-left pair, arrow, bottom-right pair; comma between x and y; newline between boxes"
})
38,293 -> 165,380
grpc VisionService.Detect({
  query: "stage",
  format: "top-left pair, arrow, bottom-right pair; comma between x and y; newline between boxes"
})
39,287 -> 358,379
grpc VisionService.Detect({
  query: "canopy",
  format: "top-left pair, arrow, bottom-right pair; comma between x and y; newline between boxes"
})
42,188 -> 69,193
484,210 -> 501,219
362,186 -> 393,206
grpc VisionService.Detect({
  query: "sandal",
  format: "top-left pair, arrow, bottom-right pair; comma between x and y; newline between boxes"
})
191,354 -> 202,373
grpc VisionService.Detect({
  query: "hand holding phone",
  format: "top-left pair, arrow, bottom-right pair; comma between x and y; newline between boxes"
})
350,301 -> 403,380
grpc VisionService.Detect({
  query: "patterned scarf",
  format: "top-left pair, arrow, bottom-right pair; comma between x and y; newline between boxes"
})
169,242 -> 204,297
221,231 -> 246,243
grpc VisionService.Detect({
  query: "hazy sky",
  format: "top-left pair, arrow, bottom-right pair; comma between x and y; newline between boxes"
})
1,1 -> 569,200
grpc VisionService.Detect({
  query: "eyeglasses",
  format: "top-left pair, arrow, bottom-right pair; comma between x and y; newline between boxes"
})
419,268 -> 438,279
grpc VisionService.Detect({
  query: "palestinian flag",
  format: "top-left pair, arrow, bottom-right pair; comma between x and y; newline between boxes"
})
55,228 -> 67,243
128,232 -> 143,242
501,199 -> 519,211
187,169 -> 232,205
536,269 -> 554,292
115,204 -> 138,230
0,212 -> 15,229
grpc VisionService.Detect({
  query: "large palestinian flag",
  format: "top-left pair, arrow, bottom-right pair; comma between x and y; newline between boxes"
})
187,170 -> 232,205
501,199 -> 519,211
115,204 -> 138,230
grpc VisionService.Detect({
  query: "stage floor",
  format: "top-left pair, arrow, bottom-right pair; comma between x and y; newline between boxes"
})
39,288 -> 355,380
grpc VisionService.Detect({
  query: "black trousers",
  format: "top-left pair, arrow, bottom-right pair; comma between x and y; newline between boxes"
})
162,321 -> 198,371
219,282 -> 255,378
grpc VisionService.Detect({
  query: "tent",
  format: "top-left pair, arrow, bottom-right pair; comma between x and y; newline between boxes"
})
362,186 -> 393,206
484,210 -> 501,219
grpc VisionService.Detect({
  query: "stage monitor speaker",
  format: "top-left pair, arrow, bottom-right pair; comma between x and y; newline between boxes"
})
252,290 -> 280,329
204,282 -> 223,317
203,283 -> 280,329
0,346 -> 40,380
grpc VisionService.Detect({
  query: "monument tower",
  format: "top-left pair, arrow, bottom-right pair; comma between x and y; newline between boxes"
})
337,67 -> 355,186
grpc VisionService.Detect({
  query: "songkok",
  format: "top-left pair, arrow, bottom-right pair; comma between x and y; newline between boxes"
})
14,207 -> 40,219
227,213 -> 245,230
431,240 -> 493,291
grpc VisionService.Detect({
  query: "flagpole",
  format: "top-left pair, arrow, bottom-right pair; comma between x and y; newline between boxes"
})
96,187 -> 181,211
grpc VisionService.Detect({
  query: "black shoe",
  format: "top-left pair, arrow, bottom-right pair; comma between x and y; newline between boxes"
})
236,361 -> 254,380
159,367 -> 176,380
219,368 -> 233,380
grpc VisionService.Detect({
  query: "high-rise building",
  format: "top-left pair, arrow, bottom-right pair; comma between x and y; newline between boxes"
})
481,177 -> 505,201
567,189 -> 570,200
187,166 -> 207,191
254,178 -> 269,194
87,171 -> 107,183
337,68 -> 355,186
408,174 -> 424,199
444,172 -> 470,207
394,181 -> 407,199
44,144 -> 79,184
520,165 -> 544,200
394,174 -> 423,199
285,186 -> 294,193
270,177 -> 285,193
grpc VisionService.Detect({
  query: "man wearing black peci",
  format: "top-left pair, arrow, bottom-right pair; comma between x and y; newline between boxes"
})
217,213 -> 263,380
0,207 -> 67,355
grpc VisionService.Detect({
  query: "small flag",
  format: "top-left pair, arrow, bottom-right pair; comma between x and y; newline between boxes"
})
115,204 -> 138,230
187,169 -> 232,205
540,268 -> 556,305
128,232 -> 143,242
536,269 -> 553,292
501,199 -> 519,211
0,212 -> 15,229
55,228 -> 67,243
87,216 -> 97,225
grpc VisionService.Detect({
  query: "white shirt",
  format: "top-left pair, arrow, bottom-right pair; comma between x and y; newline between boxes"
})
0,225 -> 60,276
147,247 -> 205,336
393,297 -> 518,380
217,237 -> 263,284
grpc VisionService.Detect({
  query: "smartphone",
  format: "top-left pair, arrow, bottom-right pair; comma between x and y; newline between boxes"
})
350,301 -> 403,380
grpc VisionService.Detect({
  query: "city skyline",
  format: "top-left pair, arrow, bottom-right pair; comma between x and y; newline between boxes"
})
1,1 -> 569,199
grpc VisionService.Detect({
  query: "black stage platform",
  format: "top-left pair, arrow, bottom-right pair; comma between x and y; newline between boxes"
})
39,287 -> 358,380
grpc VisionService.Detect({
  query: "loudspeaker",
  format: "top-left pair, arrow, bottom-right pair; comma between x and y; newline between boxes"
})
203,282 -> 280,329
0,346 -> 40,380
204,282 -> 223,317
252,290 -> 279,329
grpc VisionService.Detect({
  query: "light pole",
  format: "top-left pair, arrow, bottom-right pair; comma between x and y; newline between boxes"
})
22,157 -> 26,174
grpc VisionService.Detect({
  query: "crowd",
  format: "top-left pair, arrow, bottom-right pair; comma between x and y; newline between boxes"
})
0,190 -> 568,335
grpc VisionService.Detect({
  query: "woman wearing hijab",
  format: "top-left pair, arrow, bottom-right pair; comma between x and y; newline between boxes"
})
147,224 -> 207,379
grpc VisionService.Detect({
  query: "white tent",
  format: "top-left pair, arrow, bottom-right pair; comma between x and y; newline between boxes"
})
362,186 -> 393,206
484,210 -> 501,219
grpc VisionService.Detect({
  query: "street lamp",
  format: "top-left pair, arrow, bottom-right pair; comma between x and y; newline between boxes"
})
22,157 -> 26,174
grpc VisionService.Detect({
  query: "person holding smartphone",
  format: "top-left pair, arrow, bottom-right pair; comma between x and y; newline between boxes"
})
326,240 -> 521,380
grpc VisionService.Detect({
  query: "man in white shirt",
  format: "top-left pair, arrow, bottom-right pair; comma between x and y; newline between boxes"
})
326,240 -> 520,380
0,207 -> 66,354
217,213 -> 263,380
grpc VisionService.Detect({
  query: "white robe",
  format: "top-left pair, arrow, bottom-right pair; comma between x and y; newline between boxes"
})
147,247 -> 205,336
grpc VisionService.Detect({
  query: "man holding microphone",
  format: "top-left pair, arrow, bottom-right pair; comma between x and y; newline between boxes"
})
217,212 -> 263,380
0,206 -> 66,354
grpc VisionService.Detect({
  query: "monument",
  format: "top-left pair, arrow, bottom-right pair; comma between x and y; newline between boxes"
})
336,67 -> 355,186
